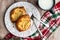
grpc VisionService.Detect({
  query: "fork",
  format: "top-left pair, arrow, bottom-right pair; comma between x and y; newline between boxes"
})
31,14 -> 49,40
31,14 -> 43,39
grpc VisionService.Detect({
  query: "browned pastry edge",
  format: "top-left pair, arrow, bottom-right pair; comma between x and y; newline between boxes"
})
16,14 -> 31,32
10,7 -> 26,23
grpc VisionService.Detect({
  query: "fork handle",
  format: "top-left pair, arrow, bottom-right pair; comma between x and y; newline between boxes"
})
34,18 -> 49,27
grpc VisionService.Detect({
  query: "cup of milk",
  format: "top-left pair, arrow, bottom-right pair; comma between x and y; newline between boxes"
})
38,0 -> 55,10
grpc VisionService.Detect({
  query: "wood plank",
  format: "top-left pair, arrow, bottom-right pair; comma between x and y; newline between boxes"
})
0,0 -> 14,39
14,0 -> 27,2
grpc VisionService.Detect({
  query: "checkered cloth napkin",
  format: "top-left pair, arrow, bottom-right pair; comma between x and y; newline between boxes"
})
5,2 -> 60,40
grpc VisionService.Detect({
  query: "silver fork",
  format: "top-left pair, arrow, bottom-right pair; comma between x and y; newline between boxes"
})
31,14 -> 43,39
31,14 -> 49,40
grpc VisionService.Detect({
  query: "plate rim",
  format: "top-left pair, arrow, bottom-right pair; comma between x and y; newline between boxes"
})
4,1 -> 41,37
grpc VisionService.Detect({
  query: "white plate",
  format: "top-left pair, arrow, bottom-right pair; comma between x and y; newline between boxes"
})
4,2 -> 41,37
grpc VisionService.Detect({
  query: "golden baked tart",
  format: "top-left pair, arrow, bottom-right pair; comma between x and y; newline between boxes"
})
10,7 -> 26,22
16,15 -> 31,32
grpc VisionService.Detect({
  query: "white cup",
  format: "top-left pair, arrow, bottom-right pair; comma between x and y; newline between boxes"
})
38,0 -> 54,10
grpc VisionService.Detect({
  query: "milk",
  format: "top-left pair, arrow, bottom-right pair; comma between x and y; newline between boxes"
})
38,0 -> 53,10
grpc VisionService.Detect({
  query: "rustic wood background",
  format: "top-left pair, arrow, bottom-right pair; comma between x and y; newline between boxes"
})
0,0 -> 60,40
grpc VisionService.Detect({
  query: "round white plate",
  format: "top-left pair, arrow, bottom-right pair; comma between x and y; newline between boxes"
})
4,2 -> 41,37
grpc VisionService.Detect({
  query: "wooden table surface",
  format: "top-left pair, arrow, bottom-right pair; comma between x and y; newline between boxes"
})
0,0 -> 60,40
